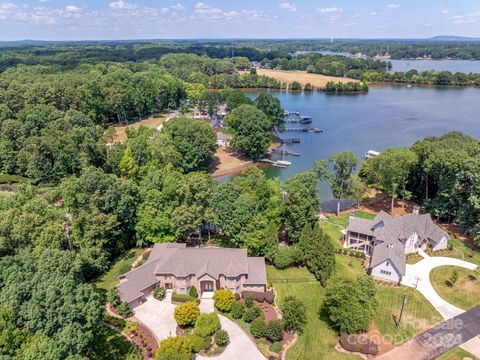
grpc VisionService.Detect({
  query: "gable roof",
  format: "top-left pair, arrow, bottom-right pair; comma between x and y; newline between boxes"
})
370,242 -> 406,276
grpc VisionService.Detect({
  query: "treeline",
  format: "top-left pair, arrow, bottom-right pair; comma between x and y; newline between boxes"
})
360,132 -> 480,245
325,81 -> 368,93
374,70 -> 480,86
262,53 -> 390,77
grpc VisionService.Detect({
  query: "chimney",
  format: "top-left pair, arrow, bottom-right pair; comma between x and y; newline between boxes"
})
412,205 -> 420,215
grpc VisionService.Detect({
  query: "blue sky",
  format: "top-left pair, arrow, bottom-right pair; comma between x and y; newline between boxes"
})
0,0 -> 479,40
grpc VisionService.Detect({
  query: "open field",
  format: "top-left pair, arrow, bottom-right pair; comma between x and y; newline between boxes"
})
430,266 -> 480,311
254,69 -> 358,89
437,347 -> 479,360
89,324 -> 140,360
113,114 -> 167,143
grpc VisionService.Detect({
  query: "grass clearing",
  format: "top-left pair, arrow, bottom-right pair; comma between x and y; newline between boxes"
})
374,286 -> 441,345
253,69 -> 358,89
437,346 -> 479,360
113,113 -> 167,143
318,211 -> 375,248
89,324 -> 140,360
440,234 -> 480,266
96,248 -> 144,292
430,266 -> 480,311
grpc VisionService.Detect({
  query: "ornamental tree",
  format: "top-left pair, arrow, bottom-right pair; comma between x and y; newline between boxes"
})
174,301 -> 200,327
213,289 -> 236,312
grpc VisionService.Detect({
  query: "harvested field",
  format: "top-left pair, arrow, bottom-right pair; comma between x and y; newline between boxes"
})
253,69 -> 358,89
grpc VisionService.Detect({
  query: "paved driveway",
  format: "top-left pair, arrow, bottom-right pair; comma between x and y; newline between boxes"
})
197,314 -> 265,360
133,293 -> 177,342
401,251 -> 480,357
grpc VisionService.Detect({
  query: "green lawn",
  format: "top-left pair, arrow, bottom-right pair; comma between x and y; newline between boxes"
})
96,248 -> 144,292
430,266 -> 480,311
318,211 -> 375,248
89,324 -> 141,360
437,347 -> 479,360
374,286 -> 441,345
442,234 -> 480,266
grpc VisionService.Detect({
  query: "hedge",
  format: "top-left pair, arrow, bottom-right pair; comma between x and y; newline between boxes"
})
172,292 -> 199,304
0,174 -> 27,184
241,291 -> 274,304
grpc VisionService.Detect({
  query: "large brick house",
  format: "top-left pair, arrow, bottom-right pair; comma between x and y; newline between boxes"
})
117,243 -> 267,308
345,208 -> 448,283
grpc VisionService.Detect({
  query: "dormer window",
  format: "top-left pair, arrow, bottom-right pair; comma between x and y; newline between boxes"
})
386,261 -> 390,267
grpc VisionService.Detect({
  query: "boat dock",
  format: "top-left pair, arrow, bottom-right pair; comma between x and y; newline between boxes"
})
259,158 -> 291,168
283,127 -> 323,133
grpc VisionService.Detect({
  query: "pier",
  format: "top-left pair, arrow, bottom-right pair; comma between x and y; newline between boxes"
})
283,127 -> 323,133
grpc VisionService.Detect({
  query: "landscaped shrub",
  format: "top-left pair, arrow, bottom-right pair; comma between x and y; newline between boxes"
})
270,341 -> 282,353
156,336 -> 193,360
243,304 -> 262,323
231,301 -> 245,319
116,302 -> 132,318
264,320 -> 284,342
189,334 -> 211,353
107,288 -> 121,306
273,246 -> 302,269
250,317 -> 266,338
213,289 -> 236,312
172,292 -> 198,303
214,330 -> 229,347
188,286 -> 198,299
264,291 -> 274,304
242,291 -> 265,303
153,284 -> 166,300
174,301 -> 200,327
244,294 -> 255,308
280,295 -> 307,333
194,313 -> 220,337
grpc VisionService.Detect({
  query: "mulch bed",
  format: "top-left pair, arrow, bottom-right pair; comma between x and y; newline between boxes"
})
258,301 -> 279,321
129,321 -> 159,359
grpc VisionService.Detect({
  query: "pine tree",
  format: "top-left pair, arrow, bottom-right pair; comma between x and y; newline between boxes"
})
298,222 -> 313,264
305,223 -> 336,286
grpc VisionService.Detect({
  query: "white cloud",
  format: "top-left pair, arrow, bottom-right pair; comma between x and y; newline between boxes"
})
369,12 -> 378,16
442,9 -> 449,14
387,4 -> 400,9
65,5 -> 81,13
278,2 -> 296,12
192,2 -> 269,22
449,11 -> 480,24
109,0 -> 137,10
317,7 -> 342,14
171,3 -> 185,11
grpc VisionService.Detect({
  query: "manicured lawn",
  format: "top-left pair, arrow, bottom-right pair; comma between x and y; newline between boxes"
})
318,211 -> 376,248
89,324 -> 140,360
437,347 -> 479,360
269,266 -> 359,360
374,286 -> 441,345
430,266 -> 480,311
441,234 -> 480,266
96,248 -> 144,292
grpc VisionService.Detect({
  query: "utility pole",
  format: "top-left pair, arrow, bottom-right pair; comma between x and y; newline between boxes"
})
397,294 -> 408,328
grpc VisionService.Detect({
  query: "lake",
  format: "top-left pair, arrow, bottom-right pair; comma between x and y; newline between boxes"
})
220,85 -> 480,207
388,59 -> 480,73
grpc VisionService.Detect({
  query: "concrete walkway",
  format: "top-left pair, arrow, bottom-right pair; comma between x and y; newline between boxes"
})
401,252 -> 480,357
133,294 -> 177,341
197,314 -> 265,360
156,110 -> 178,131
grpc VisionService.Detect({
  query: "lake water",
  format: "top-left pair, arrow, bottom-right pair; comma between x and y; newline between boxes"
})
388,59 -> 480,73
225,85 -> 480,206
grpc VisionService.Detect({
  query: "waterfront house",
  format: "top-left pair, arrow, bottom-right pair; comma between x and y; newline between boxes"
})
117,243 -> 267,308
345,207 -> 448,282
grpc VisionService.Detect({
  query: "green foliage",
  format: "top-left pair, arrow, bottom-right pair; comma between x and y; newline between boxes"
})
153,284 -> 166,300
188,286 -> 198,299
117,302 -> 133,318
254,93 -> 284,127
0,306 -> 29,357
214,330 -> 229,347
290,81 -> 302,91
224,104 -> 273,160
188,334 -> 211,353
213,289 -> 236,312
299,223 -> 336,286
250,317 -> 266,338
230,301 -> 245,319
270,341 -> 282,353
264,320 -> 284,342
194,313 -> 221,338
323,275 -> 377,334
174,301 -> 200,327
107,288 -> 121,306
156,336 -> 192,360
282,172 -> 320,243
171,292 -> 198,304
243,304 -> 262,323
280,296 -> 307,333
244,295 -> 254,308
273,245 -> 302,269
162,116 -> 217,173
449,269 -> 459,286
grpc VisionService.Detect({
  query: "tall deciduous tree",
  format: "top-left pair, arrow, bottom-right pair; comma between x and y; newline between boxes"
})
315,151 -> 358,216
224,104 -> 272,160
254,93 -> 284,127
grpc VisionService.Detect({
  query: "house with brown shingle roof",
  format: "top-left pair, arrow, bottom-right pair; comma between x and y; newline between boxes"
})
117,243 -> 267,308
345,207 -> 448,282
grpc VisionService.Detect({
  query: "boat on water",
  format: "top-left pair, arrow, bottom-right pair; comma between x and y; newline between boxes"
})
365,149 -> 380,159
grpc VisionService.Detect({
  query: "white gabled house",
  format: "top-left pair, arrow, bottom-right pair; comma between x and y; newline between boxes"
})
345,207 -> 448,282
